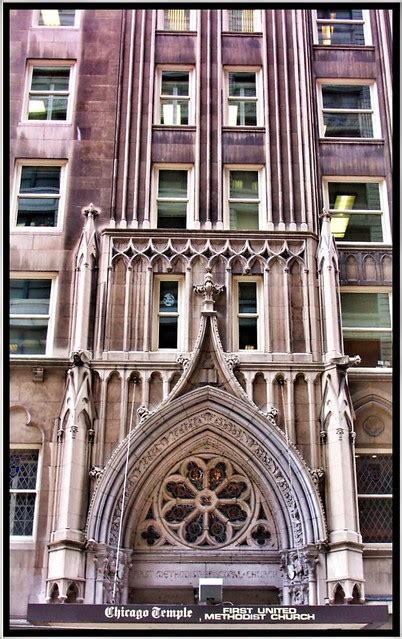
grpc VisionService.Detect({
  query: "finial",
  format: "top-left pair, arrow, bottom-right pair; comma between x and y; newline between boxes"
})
82,203 -> 100,218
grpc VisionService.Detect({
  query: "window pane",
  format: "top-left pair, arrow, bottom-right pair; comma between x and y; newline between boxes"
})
159,281 -> 178,313
38,9 -> 76,26
10,493 -> 36,536
159,316 -> 178,348
228,101 -> 257,126
229,72 -> 256,97
158,170 -> 187,198
343,333 -> 392,367
318,23 -> 365,45
31,68 -> 70,92
28,95 -> 68,120
358,497 -> 392,543
341,293 -> 391,328
228,10 -> 255,32
317,10 -> 363,20
230,203 -> 259,230
20,166 -> 61,193
164,9 -> 190,31
160,100 -> 189,125
230,171 -> 258,199
239,282 -> 257,314
356,455 -> 392,495
10,320 -> 49,354
9,450 -> 39,490
322,85 -> 371,109
10,279 -> 51,314
161,72 -> 189,96
17,198 -> 59,227
157,202 -> 187,228
239,318 -> 257,349
329,183 -> 381,211
330,213 -> 383,241
323,112 -> 373,138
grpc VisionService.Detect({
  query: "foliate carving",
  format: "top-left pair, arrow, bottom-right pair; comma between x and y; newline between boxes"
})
93,546 -> 132,604
193,269 -> 224,306
224,354 -> 240,371
89,466 -> 104,480
176,354 -> 190,370
310,467 -> 325,487
263,406 -> 279,423
137,405 -> 153,424
280,551 -> 310,604
363,415 -> 385,437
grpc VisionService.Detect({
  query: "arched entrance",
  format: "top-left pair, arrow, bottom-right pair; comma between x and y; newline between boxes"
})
86,386 -> 326,605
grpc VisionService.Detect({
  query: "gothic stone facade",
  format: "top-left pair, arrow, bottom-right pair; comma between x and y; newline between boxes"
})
9,8 -> 392,618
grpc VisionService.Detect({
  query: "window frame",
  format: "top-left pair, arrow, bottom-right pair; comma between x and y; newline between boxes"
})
224,66 -> 264,128
340,287 -> 392,369
224,165 -> 265,230
9,444 -> 42,543
313,9 -> 372,46
154,65 -> 195,127
223,9 -> 262,33
32,9 -> 81,28
152,275 -> 184,351
151,164 -> 194,229
12,159 -> 68,232
233,276 -> 264,352
157,9 -> 197,32
323,176 -> 391,245
355,450 -> 392,545
10,273 -> 58,358
22,60 -> 76,124
317,79 -> 381,140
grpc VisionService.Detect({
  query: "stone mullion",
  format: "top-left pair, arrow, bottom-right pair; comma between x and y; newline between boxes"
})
143,266 -> 153,352
123,266 -> 133,353
302,265 -> 312,355
119,372 -> 129,440
184,266 -> 192,351
284,267 -> 292,353
307,375 -> 319,469
96,372 -> 108,467
263,267 -> 271,353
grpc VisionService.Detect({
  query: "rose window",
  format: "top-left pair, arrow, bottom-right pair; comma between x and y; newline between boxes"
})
156,456 -> 255,547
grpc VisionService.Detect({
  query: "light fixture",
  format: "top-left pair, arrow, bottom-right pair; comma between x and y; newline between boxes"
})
330,215 -> 350,238
40,10 -> 61,26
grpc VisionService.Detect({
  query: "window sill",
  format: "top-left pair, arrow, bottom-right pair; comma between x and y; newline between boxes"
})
11,228 -> 63,233
223,126 -> 265,132
156,30 -> 197,35
222,31 -> 263,37
18,120 -> 72,126
153,125 -> 196,132
319,138 -> 384,144
337,242 -> 392,248
313,44 -> 375,51
10,539 -> 36,549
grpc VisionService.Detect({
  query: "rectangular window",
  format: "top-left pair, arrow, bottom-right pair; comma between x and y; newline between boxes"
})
356,454 -> 392,543
10,278 -> 53,355
155,168 -> 190,229
226,70 -> 261,126
10,449 -> 39,537
14,163 -> 65,228
156,279 -> 181,349
161,9 -> 193,31
226,10 -> 259,33
26,64 -> 73,121
326,180 -> 387,243
315,9 -> 369,46
234,278 -> 262,351
228,169 -> 260,230
156,69 -> 193,125
36,9 -> 77,27
341,292 -> 392,367
320,83 -> 378,139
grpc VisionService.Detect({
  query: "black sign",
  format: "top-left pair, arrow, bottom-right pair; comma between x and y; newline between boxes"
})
27,604 -> 388,627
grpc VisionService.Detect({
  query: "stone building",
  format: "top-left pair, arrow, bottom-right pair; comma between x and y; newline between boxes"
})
9,7 -> 393,623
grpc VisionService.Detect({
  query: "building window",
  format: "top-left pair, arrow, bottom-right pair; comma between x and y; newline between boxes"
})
154,167 -> 191,229
158,9 -> 195,31
155,278 -> 182,350
356,454 -> 392,543
225,10 -> 260,33
25,63 -> 73,121
341,291 -> 392,367
225,69 -> 262,126
155,68 -> 193,126
315,9 -> 370,46
35,9 -> 77,27
10,449 -> 39,537
325,180 -> 388,243
319,82 -> 379,139
234,278 -> 262,351
13,162 -> 66,228
226,169 -> 262,230
10,277 -> 54,356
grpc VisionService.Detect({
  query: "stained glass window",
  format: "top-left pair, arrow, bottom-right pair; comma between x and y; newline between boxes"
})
10,450 -> 39,536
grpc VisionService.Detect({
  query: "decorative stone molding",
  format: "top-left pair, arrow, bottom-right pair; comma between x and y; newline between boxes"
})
89,466 -> 104,480
32,367 -> 44,383
363,415 -> 385,437
224,354 -> 240,371
193,268 -> 224,308
336,427 -> 344,441
310,467 -> 325,488
137,405 -> 153,424
176,354 -> 190,370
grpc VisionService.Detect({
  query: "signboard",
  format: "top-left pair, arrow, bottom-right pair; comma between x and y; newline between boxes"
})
27,604 -> 389,628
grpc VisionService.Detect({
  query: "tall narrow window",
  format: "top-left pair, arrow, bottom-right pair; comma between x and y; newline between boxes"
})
156,169 -> 189,228
159,71 -> 190,125
37,9 -> 77,26
316,10 -> 368,46
227,10 -> 257,32
320,84 -> 376,138
227,71 -> 259,126
157,280 -> 180,349
163,9 -> 190,31
356,454 -> 392,543
27,65 -> 72,121
341,292 -> 392,367
10,278 -> 52,355
236,280 -> 259,350
228,170 -> 260,230
10,449 -> 39,537
327,181 -> 386,242
15,164 -> 63,228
